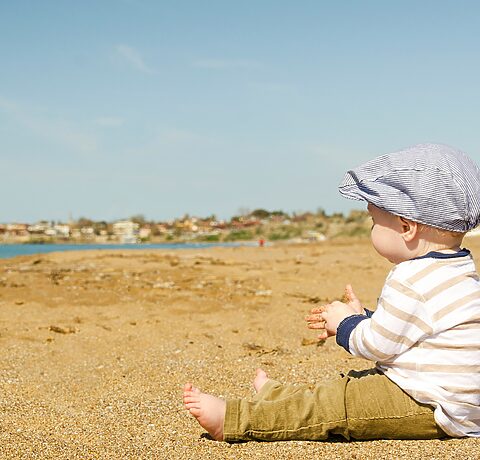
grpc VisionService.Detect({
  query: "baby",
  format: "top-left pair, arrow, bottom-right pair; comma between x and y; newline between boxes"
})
184,143 -> 480,441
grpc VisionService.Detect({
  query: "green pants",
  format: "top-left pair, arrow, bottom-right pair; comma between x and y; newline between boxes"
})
223,369 -> 446,442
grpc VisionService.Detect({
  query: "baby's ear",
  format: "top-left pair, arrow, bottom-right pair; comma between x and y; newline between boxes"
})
399,217 -> 418,241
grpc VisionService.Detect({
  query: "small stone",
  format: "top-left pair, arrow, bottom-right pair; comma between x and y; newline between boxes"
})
153,281 -> 175,289
255,289 -> 272,297
49,325 -> 76,334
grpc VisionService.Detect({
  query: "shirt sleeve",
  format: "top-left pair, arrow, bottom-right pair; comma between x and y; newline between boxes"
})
344,278 -> 433,362
335,315 -> 368,351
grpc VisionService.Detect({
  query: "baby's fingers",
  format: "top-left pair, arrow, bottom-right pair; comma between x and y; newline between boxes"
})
344,284 -> 356,302
310,305 -> 327,314
307,322 -> 326,330
305,313 -> 323,322
344,284 -> 363,312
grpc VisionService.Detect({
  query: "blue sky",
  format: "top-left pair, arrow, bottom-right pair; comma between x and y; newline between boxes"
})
1,1 -> 479,222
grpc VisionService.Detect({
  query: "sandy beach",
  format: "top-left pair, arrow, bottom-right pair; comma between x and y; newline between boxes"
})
1,239 -> 479,459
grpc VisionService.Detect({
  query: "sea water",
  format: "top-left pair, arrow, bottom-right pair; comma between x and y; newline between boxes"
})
0,242 -> 255,260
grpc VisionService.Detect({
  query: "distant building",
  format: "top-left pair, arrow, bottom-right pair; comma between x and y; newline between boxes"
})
28,222 -> 51,234
80,227 -> 95,236
113,220 -> 139,244
54,224 -> 70,238
26,222 -> 70,238
210,220 -> 227,230
155,223 -> 170,235
6,223 -> 29,236
139,226 -> 152,240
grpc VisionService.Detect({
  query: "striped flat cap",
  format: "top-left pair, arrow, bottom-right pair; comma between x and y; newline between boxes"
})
338,143 -> 480,232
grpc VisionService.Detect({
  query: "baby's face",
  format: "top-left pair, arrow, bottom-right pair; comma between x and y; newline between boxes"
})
367,204 -> 408,264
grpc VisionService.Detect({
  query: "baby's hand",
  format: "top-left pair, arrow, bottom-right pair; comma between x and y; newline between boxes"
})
305,285 -> 363,339
341,284 -> 364,314
305,305 -> 327,336
320,301 -> 357,338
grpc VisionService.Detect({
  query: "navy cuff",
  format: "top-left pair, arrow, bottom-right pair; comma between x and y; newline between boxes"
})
364,309 -> 374,318
336,314 -> 369,352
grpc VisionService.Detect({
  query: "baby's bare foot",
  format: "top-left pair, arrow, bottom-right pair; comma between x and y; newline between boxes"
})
183,383 -> 226,441
253,368 -> 270,393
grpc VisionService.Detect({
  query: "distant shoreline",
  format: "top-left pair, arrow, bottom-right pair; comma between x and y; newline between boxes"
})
0,241 -> 259,260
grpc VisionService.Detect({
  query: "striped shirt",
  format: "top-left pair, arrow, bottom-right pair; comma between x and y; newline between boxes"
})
343,251 -> 480,437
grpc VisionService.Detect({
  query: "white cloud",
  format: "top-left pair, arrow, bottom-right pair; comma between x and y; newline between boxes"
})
115,44 -> 154,74
0,95 -> 98,154
94,116 -> 125,127
192,59 -> 261,70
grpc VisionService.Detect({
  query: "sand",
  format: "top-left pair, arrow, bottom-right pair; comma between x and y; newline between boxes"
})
0,239 -> 479,459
